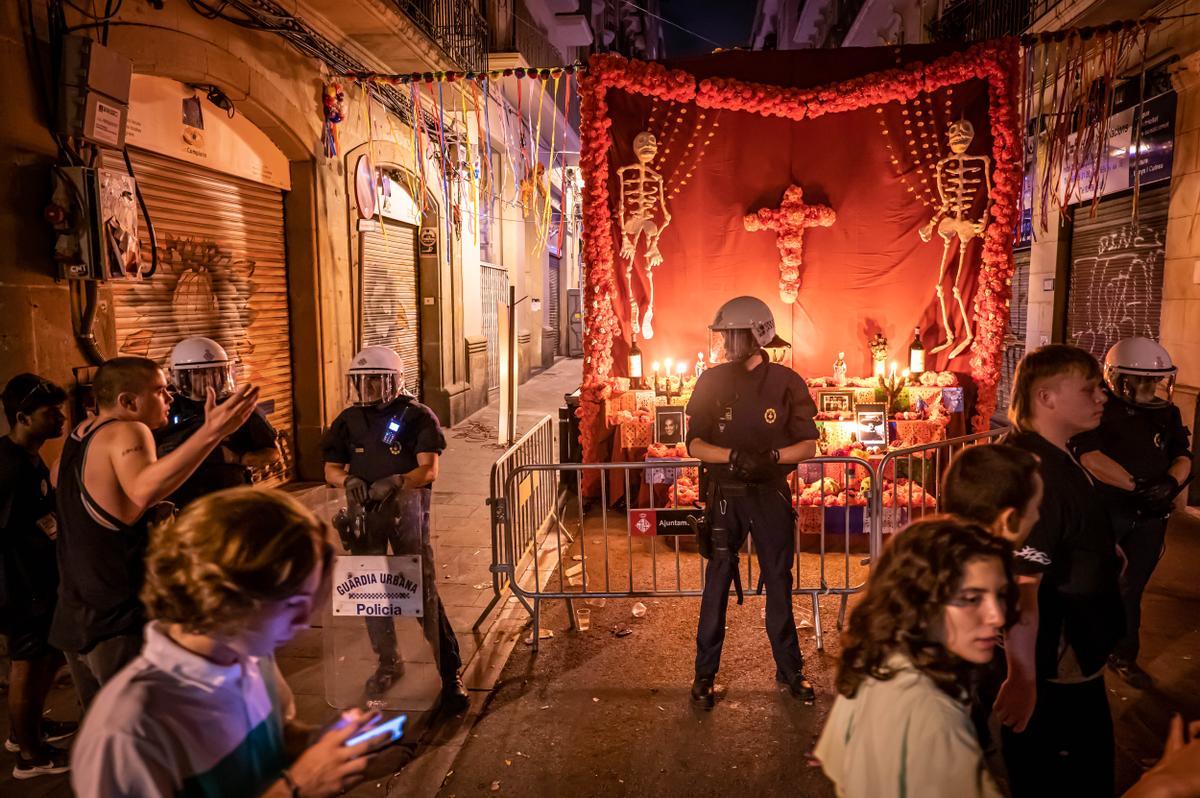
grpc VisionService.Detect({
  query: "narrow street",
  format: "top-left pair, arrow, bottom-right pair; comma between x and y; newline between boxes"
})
434,510 -> 1200,798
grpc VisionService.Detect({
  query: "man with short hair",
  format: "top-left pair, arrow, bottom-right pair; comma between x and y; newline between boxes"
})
51,356 -> 258,706
1,374 -> 76,779
1000,344 -> 1124,797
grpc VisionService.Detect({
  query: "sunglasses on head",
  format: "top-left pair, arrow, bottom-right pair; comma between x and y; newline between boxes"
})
19,380 -> 55,405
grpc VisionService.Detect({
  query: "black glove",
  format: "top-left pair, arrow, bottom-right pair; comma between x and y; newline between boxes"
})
343,475 -> 369,507
1134,474 -> 1178,504
1133,474 -> 1178,517
729,448 -> 779,482
368,475 -> 405,504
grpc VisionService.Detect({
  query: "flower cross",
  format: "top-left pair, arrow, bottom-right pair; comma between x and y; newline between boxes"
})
743,185 -> 836,304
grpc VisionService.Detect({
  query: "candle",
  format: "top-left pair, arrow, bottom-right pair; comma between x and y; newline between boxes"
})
873,359 -> 886,378
890,362 -> 897,382
651,361 -> 661,393
902,368 -> 910,382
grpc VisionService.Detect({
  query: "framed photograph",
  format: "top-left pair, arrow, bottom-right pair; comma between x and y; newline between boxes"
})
655,406 -> 686,445
818,389 -> 856,414
855,402 -> 888,447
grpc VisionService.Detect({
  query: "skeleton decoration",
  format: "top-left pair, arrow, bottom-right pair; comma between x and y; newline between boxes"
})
618,131 -> 672,339
919,119 -> 992,359
743,185 -> 836,305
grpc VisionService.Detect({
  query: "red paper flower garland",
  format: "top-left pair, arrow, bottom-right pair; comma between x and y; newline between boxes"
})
577,42 -> 1022,465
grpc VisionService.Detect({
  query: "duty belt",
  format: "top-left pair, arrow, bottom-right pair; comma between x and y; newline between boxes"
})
711,478 -> 788,496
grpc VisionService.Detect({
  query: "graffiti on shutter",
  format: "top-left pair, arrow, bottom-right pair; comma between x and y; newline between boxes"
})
1066,186 -> 1168,360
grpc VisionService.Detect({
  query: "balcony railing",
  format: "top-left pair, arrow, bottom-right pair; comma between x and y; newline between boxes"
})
489,0 -> 565,68
928,0 -> 1033,42
393,0 -> 489,72
822,0 -> 868,48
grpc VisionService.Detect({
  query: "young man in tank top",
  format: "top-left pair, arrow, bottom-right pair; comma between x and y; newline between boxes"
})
51,356 -> 259,706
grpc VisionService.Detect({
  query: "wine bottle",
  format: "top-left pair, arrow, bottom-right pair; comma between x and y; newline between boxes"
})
628,333 -> 644,389
909,327 -> 925,374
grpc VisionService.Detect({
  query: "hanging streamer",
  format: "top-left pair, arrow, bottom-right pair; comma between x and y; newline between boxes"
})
481,77 -> 496,209
410,82 -> 429,214
556,73 -> 572,254
432,81 -> 453,263
471,79 -> 489,199
457,78 -> 478,215
536,76 -> 560,252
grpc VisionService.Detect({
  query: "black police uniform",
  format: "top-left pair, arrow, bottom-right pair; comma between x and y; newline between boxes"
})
154,395 -> 278,509
320,396 -> 461,681
1070,389 -> 1192,664
1002,429 -> 1124,798
686,351 -> 818,683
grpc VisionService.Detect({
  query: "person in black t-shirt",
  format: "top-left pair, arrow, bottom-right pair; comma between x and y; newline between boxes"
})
1000,345 -> 1124,798
321,346 -> 468,715
155,337 -> 280,508
685,297 -> 819,709
1,374 -> 76,778
1070,337 -> 1192,690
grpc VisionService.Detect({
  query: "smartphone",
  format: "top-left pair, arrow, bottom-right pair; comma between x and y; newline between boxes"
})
345,714 -> 407,748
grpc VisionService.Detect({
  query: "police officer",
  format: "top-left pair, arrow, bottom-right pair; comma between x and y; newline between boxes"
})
1072,337 -> 1192,689
686,296 -> 819,708
321,346 -> 469,713
155,337 -> 280,508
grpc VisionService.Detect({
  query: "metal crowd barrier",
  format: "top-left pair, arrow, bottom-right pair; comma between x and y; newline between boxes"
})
483,427 -> 1011,651
870,427 -> 1010,557
475,414 -> 560,628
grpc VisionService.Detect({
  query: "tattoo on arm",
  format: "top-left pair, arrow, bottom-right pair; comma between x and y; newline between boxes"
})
120,444 -> 145,457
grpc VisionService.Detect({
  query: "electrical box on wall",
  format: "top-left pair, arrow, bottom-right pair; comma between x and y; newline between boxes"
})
58,35 -> 132,148
48,166 -> 142,281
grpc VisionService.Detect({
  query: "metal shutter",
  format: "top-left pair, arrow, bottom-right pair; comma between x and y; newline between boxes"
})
997,248 -> 1030,416
481,264 -> 509,392
1066,185 -> 1169,360
548,255 -> 561,356
111,148 -> 294,484
361,220 -> 421,397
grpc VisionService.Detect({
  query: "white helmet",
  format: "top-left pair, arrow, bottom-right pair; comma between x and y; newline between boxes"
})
1103,337 -> 1176,408
347,345 -> 408,406
709,296 -> 789,362
169,336 -> 236,401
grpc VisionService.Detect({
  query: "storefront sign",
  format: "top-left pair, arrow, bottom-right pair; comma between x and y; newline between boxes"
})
419,227 -> 438,255
1061,92 -> 1176,205
124,74 -> 290,190
331,555 -> 423,617
630,508 -> 698,536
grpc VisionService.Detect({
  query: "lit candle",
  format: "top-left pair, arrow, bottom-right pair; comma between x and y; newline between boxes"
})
890,362 -> 897,382
874,359 -> 886,378
651,361 -> 661,393
675,361 -> 687,400
902,368 -> 910,382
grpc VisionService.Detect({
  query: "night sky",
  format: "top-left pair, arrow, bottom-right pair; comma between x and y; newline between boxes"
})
658,0 -> 755,58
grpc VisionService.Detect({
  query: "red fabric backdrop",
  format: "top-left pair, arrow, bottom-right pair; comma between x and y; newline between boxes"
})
577,42 -> 1022,466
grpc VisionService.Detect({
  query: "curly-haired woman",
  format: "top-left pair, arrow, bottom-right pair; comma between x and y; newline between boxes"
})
70,487 -> 390,797
814,516 -> 1015,798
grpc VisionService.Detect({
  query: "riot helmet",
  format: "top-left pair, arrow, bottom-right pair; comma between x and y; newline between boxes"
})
708,296 -> 789,363
1103,337 -> 1176,408
347,346 -> 408,406
169,337 -> 236,401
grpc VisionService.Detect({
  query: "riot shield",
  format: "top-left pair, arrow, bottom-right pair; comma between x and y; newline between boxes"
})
324,486 -> 444,711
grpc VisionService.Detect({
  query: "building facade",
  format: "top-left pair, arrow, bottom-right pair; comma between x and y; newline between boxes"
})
750,0 -> 1200,488
0,0 -> 585,480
